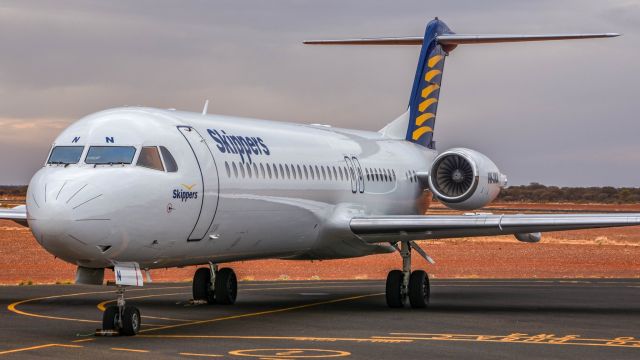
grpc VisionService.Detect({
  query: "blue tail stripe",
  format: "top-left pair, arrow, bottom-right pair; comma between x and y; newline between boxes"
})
406,19 -> 453,149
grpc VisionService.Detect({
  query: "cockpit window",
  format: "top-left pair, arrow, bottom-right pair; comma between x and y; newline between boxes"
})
137,146 -> 165,171
85,146 -> 136,165
160,146 -> 178,172
48,146 -> 84,165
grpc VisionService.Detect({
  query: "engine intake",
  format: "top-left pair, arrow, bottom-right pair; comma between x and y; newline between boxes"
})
428,148 -> 506,210
431,153 -> 477,200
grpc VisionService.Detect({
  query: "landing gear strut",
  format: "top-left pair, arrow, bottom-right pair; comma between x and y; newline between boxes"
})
192,263 -> 237,305
102,285 -> 141,336
385,241 -> 430,309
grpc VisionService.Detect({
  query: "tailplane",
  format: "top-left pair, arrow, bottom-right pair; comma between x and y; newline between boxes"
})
305,18 -> 619,149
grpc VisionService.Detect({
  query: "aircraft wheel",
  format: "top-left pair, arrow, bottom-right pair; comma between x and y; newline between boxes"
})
119,306 -> 141,336
409,270 -> 430,308
385,270 -> 404,308
193,267 -> 216,304
102,305 -> 119,330
215,268 -> 237,305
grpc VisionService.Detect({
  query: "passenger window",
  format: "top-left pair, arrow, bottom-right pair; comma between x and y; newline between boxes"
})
267,163 -> 272,178
309,165 -> 315,180
160,146 -> 178,172
303,165 -> 309,179
233,162 -> 238,178
137,147 -> 165,171
86,146 -> 136,165
296,165 -> 302,179
240,163 -> 246,178
280,164 -> 286,179
273,164 -> 279,179
246,163 -> 252,178
321,166 -> 326,180
339,167 -> 344,181
333,167 -> 338,180
225,162 -> 231,177
48,146 -> 84,165
285,164 -> 291,179
253,163 -> 259,178
260,163 -> 266,178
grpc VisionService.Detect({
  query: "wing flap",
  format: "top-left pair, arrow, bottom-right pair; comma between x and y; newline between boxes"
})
350,213 -> 640,243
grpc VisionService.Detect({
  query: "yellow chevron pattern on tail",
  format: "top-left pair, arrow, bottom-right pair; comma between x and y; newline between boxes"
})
412,53 -> 444,141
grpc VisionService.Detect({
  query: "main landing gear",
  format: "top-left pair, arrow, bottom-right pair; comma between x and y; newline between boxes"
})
102,286 -> 141,336
386,241 -> 431,309
192,262 -> 237,305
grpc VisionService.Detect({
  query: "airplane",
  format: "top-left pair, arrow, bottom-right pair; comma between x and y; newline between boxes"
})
1,18 -> 637,336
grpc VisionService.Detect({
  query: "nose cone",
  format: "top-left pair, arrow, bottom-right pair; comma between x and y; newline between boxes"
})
28,169 -> 114,267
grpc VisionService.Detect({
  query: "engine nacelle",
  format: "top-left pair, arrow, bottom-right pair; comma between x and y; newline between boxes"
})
428,148 -> 507,210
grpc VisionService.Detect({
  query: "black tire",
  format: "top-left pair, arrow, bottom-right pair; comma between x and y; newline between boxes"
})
385,270 -> 404,308
409,270 -> 430,308
215,268 -> 237,305
193,267 -> 216,304
102,305 -> 119,330
119,306 -> 141,336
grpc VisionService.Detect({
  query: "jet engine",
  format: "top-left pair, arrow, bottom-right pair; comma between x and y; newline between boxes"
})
428,148 -> 507,210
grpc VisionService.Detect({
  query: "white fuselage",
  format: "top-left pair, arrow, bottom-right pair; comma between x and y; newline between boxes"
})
27,107 -> 435,270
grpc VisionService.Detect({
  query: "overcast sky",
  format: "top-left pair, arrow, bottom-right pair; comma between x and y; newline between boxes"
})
1,0 -> 638,186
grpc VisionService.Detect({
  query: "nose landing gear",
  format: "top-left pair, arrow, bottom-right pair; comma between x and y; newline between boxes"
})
385,241 -> 431,309
101,285 -> 141,336
192,263 -> 237,305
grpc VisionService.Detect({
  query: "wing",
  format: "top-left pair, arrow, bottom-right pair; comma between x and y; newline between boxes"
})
350,213 -> 640,243
0,205 -> 28,227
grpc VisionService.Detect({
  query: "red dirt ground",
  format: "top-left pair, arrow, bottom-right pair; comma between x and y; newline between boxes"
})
1,203 -> 639,284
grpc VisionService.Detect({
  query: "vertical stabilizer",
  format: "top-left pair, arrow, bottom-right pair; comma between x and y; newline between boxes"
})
406,18 -> 453,149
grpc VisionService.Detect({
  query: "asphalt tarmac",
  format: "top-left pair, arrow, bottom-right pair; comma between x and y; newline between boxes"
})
1,279 -> 639,359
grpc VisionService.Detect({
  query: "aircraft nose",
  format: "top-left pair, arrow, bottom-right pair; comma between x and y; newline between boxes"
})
27,171 -> 114,266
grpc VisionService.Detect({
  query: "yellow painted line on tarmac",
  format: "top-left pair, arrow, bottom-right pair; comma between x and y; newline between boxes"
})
179,352 -> 223,357
372,332 -> 640,349
0,343 -> 82,356
7,286 -> 188,323
7,290 -> 113,323
111,347 -> 150,353
71,338 -> 95,343
97,292 -> 190,311
139,293 -> 384,333
139,334 -> 411,344
144,314 -> 194,322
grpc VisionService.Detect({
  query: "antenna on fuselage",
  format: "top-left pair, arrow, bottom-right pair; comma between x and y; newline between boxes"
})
202,99 -> 209,115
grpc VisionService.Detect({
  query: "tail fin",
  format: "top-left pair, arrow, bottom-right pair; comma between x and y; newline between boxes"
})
304,19 -> 619,148
407,18 -> 451,149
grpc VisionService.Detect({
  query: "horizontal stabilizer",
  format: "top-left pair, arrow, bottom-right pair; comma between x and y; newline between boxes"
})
304,33 -> 619,46
437,33 -> 620,45
304,37 -> 423,45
